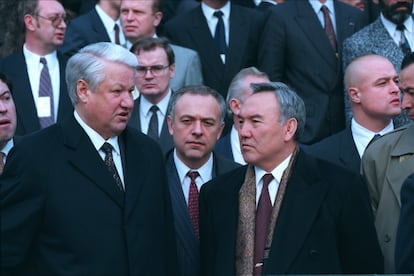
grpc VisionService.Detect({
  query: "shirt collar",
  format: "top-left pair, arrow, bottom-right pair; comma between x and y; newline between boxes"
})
254,154 -> 292,185
308,0 -> 335,14
173,148 -> 214,185
23,44 -> 58,69
140,89 -> 172,117
381,13 -> 414,35
95,4 -> 119,34
1,138 -> 14,156
74,110 -> 121,155
201,0 -> 231,21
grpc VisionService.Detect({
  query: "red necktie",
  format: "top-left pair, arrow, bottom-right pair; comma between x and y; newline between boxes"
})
321,5 -> 337,52
254,173 -> 274,276
188,171 -> 200,239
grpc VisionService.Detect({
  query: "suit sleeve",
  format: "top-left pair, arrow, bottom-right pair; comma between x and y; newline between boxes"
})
257,8 -> 287,81
184,51 -> 203,87
395,173 -> 414,273
338,173 -> 384,273
0,142 -> 46,275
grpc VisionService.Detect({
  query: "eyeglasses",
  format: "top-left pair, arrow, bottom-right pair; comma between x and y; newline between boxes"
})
136,65 -> 169,77
34,14 -> 69,28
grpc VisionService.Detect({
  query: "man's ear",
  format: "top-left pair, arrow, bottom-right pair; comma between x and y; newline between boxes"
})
77,80 -> 90,103
284,118 -> 297,141
348,87 -> 361,104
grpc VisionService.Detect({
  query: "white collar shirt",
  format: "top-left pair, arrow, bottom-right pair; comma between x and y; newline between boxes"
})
309,0 -> 337,33
381,13 -> 414,50
95,4 -> 125,45
139,89 -> 171,135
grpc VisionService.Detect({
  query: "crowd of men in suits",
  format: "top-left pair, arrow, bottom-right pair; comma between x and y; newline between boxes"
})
1,0 -> 414,274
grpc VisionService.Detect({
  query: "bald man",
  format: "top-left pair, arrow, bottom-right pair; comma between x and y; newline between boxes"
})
306,54 -> 401,174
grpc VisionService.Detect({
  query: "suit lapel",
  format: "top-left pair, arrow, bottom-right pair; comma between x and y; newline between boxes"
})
159,114 -> 174,154
267,151 -> 329,273
189,7 -> 225,81
63,116 -> 124,208
226,4 -> 247,73
56,53 -> 73,122
90,9 -> 111,42
166,155 -> 200,262
338,127 -> 361,173
334,1 -> 359,51
295,2 -> 338,69
12,51 -> 41,133
128,97 -> 142,132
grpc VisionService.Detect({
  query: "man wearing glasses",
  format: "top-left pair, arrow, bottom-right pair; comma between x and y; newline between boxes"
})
0,0 -> 72,136
128,37 -> 175,155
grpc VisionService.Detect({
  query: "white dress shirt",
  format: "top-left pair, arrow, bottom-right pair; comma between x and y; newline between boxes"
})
309,0 -> 337,34
95,4 -> 125,46
351,118 -> 394,158
139,90 -> 171,136
381,14 -> 414,51
173,149 -> 214,205
255,154 -> 292,207
74,111 -> 125,188
23,45 -> 60,121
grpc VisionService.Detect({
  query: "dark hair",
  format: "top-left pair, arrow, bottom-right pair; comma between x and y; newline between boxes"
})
130,36 -> 175,66
401,52 -> 414,70
167,85 -> 227,123
0,73 -> 13,93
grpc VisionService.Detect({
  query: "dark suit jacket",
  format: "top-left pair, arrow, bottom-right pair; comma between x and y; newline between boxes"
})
166,151 -> 240,276
128,96 -> 174,155
0,50 -> 73,136
396,172 -> 414,274
304,126 -> 360,174
213,133 -> 234,162
199,150 -> 383,275
163,3 -> 264,98
258,0 -> 365,144
60,8 -> 110,58
0,115 -> 178,275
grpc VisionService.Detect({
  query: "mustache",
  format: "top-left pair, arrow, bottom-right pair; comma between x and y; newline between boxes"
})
389,1 -> 412,12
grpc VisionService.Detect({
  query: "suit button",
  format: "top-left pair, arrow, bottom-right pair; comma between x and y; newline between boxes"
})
309,249 -> 318,257
384,234 -> 391,243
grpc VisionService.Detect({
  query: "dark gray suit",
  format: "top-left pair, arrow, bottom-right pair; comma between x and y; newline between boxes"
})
166,151 -> 240,276
60,8 -> 111,58
304,126 -> 361,174
163,3 -> 264,98
258,0 -> 365,144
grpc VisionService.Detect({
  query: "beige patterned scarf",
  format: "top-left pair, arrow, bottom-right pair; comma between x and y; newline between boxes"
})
235,147 -> 299,275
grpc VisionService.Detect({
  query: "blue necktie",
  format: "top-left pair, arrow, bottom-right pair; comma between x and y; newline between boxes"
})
213,10 -> 227,56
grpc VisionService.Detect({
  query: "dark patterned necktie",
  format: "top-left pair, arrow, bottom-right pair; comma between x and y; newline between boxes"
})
0,152 -> 5,175
213,10 -> 227,56
321,5 -> 337,52
114,23 -> 120,45
188,170 -> 200,240
101,142 -> 124,192
397,24 -> 412,56
147,105 -> 159,142
39,57 -> 55,128
254,173 -> 274,276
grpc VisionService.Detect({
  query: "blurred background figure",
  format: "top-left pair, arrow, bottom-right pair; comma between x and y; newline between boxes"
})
0,0 -> 73,136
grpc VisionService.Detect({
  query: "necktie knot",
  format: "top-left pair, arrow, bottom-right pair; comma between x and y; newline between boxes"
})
101,142 -> 114,155
150,105 -> 159,114
40,57 -> 47,65
213,10 -> 223,18
321,5 -> 329,13
187,170 -> 200,182
397,24 -> 406,31
262,173 -> 273,188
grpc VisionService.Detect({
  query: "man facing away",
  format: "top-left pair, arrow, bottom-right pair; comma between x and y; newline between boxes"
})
199,82 -> 383,275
